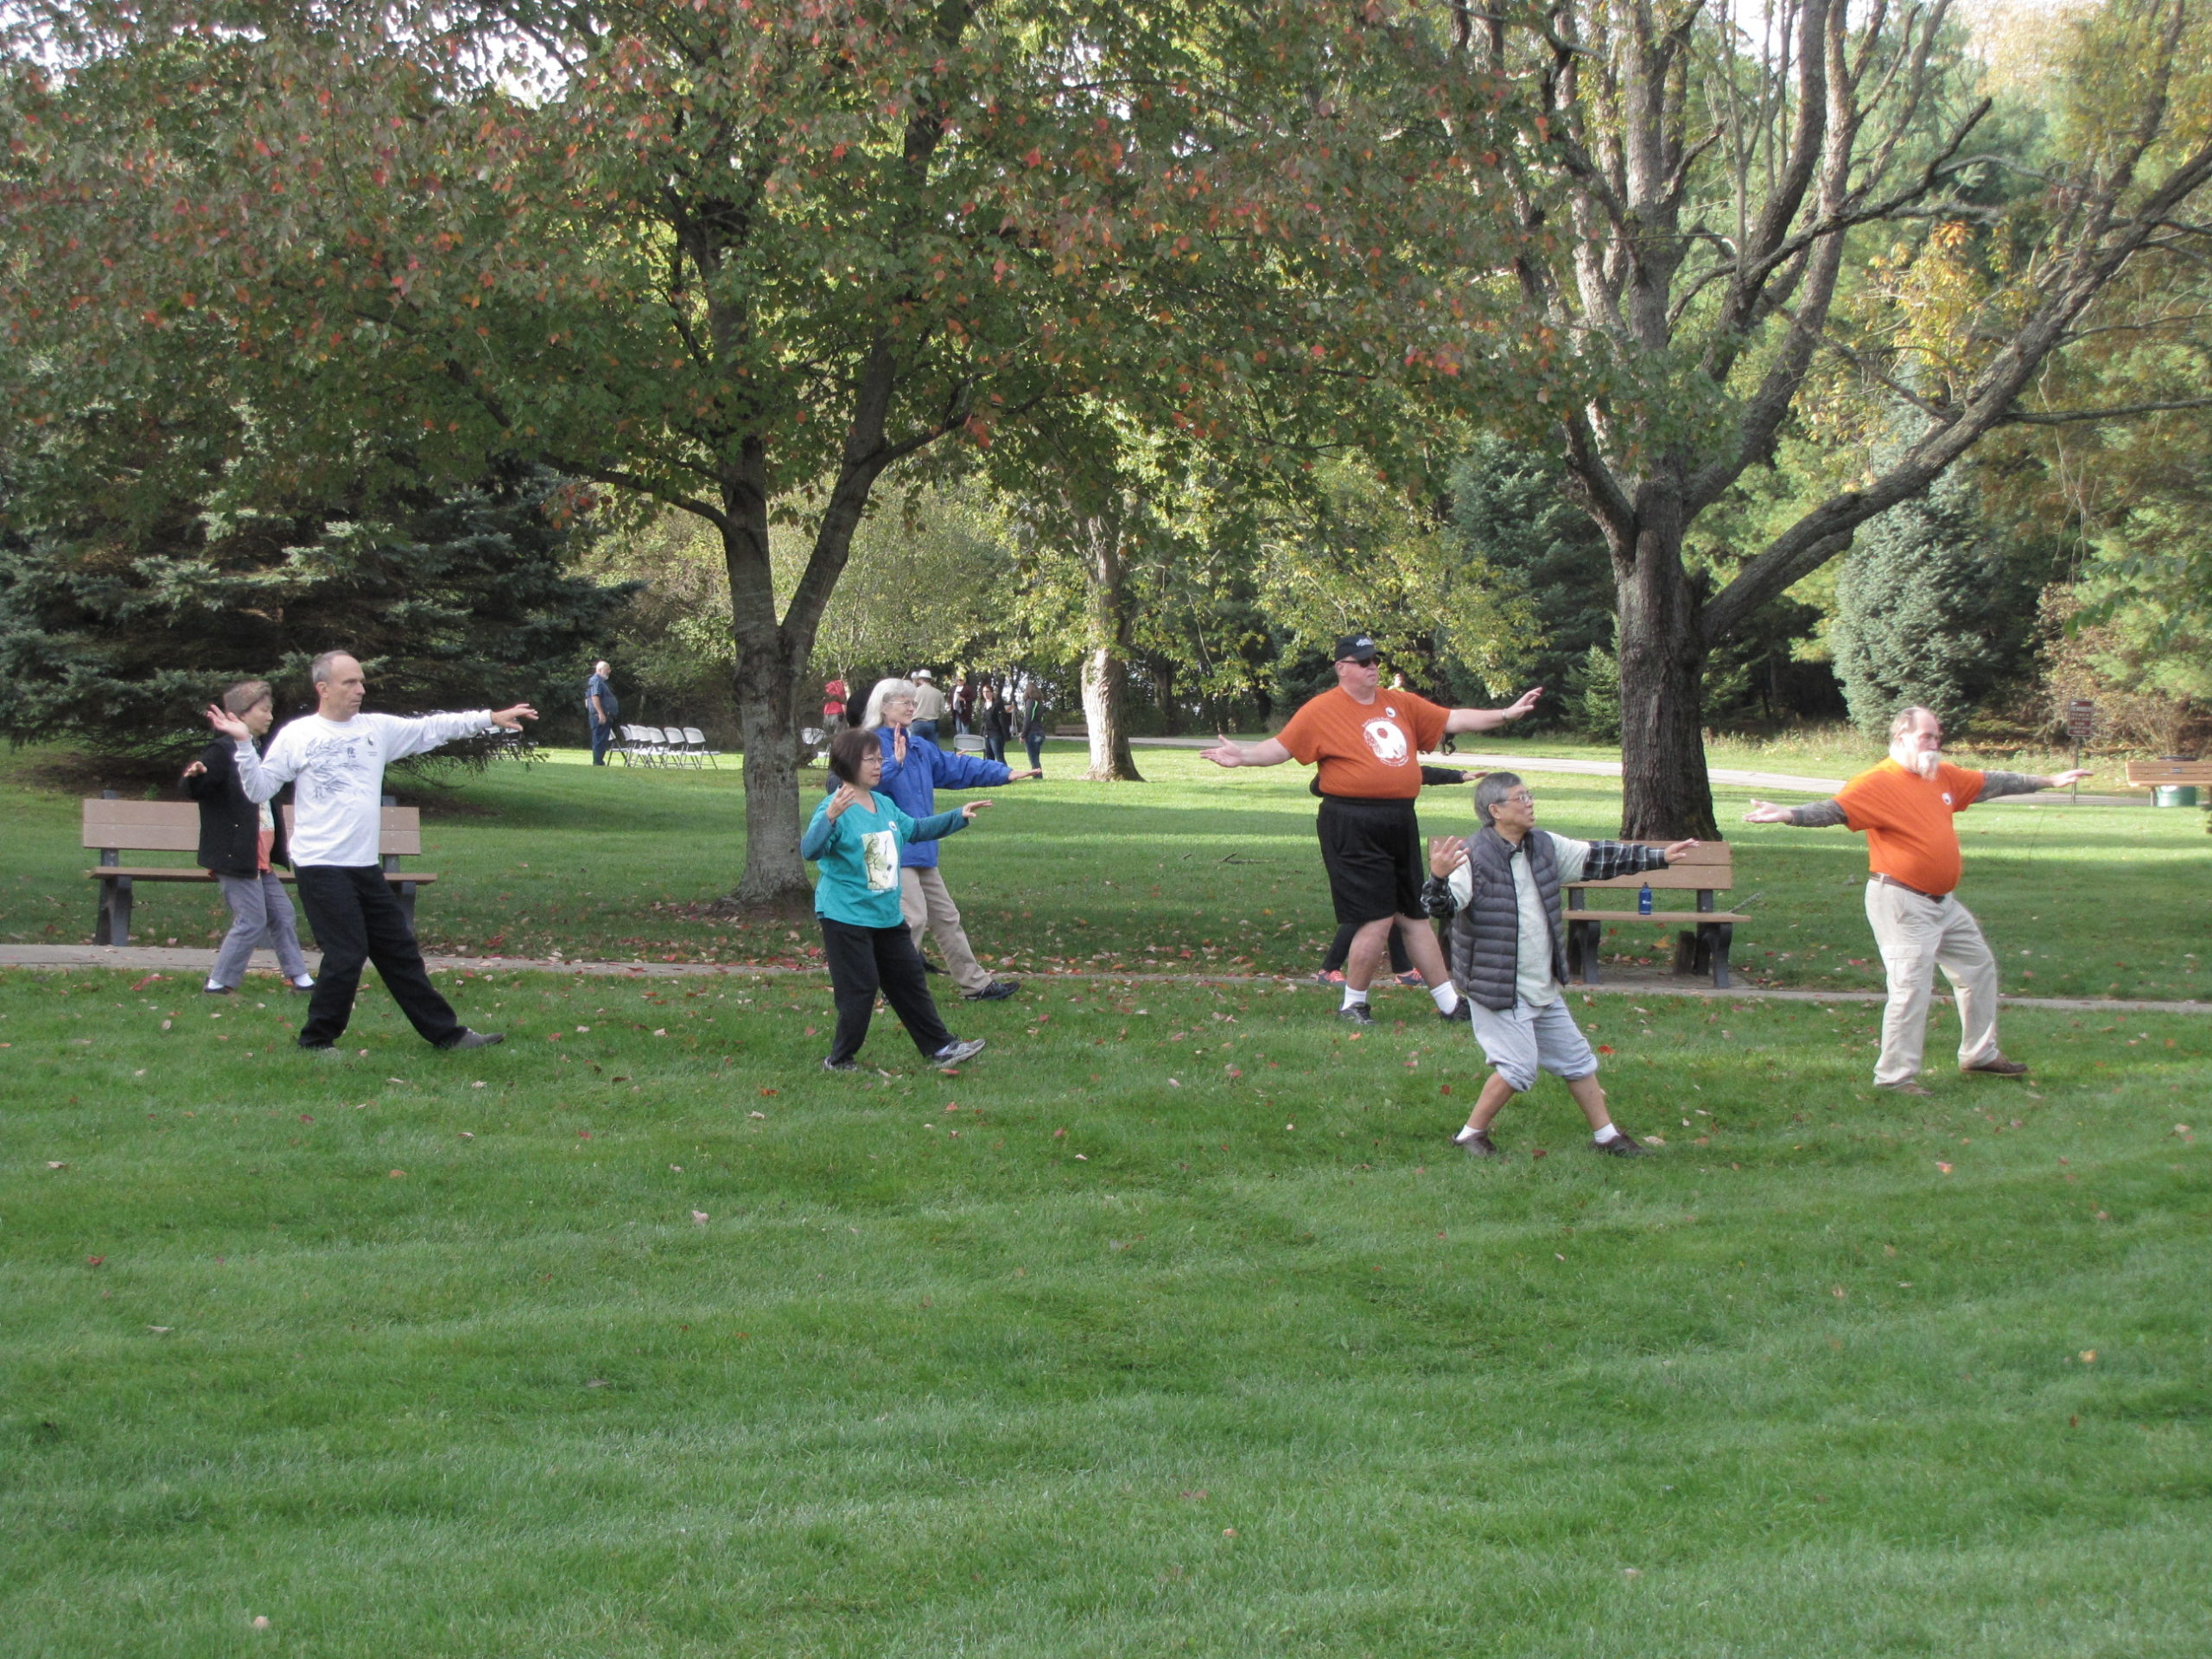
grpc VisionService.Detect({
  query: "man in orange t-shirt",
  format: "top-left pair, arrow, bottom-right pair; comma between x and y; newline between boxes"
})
1202,632 -> 1541,1023
1745,706 -> 2091,1094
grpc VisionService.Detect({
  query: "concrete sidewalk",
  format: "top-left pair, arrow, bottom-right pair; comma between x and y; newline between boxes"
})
4,944 -> 2203,1016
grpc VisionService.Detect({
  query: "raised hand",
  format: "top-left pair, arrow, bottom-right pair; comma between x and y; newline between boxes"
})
490,703 -> 538,730
826,783 -> 863,821
1501,687 -> 1543,721
961,799 -> 995,822
205,703 -> 252,742
1428,834 -> 1469,879
1662,838 -> 1700,861
181,760 -> 209,781
1742,799 -> 1795,823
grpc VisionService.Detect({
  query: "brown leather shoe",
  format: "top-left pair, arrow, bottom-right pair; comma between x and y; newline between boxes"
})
1961,1056 -> 2029,1077
1876,1078 -> 1934,1096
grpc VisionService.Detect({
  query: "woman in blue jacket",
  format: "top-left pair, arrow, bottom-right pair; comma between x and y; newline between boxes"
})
861,677 -> 1038,1002
804,727 -> 992,1072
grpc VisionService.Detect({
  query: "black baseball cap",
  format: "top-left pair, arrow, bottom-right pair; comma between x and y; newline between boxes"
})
1332,632 -> 1381,664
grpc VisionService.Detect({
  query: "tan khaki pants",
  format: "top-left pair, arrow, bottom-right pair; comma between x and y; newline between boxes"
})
899,866 -> 990,994
1865,878 -> 2002,1085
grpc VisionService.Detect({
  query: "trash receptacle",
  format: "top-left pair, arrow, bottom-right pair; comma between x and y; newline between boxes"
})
2152,785 -> 2200,808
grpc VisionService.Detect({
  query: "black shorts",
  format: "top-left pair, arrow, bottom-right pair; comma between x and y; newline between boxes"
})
1316,796 -> 1423,925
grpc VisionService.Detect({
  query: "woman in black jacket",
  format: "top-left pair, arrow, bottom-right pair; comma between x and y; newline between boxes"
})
181,679 -> 315,995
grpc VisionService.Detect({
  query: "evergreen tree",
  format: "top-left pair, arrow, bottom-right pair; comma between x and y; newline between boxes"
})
1830,469 -> 2039,738
0,466 -> 635,760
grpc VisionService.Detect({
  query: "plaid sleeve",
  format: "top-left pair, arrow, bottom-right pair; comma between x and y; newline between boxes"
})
1578,840 -> 1671,883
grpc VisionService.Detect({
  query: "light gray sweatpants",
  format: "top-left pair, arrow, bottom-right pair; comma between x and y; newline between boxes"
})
210,871 -> 311,988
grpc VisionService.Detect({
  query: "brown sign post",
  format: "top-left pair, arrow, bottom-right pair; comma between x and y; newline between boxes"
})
2066,700 -> 2095,799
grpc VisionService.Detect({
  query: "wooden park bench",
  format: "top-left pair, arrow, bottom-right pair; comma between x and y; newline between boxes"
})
1564,841 -> 1747,989
82,792 -> 435,946
2122,758 -> 2210,793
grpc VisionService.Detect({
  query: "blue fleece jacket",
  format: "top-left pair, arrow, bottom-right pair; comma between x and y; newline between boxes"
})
871,727 -> 1012,868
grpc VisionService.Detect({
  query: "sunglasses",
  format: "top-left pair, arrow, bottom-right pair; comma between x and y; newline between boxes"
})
1344,655 -> 1381,667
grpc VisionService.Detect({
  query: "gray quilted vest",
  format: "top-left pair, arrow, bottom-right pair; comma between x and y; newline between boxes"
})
1449,828 -> 1567,1011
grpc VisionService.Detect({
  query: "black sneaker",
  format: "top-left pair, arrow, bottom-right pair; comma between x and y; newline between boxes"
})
1592,1130 -> 1649,1156
441,1029 -> 505,1052
932,1038 -> 987,1067
823,1057 -> 862,1073
1453,1128 -> 1501,1157
922,959 -> 947,976
1438,998 -> 1472,1023
202,982 -> 234,995
963,981 -> 1019,1001
1338,1003 -> 1376,1026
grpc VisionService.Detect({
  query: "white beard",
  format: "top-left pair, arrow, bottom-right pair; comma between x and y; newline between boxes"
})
1890,743 -> 1942,779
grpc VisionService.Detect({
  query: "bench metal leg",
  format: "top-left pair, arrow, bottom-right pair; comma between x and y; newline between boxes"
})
95,877 -> 133,947
1700,922 -> 1733,989
397,880 -> 418,937
1569,918 -> 1602,985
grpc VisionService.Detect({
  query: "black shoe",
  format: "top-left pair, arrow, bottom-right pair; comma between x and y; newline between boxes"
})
1961,1055 -> 2029,1077
202,982 -> 234,995
963,980 -> 1019,1001
1592,1130 -> 1649,1156
1453,1129 -> 1501,1157
301,1043 -> 342,1060
1338,1003 -> 1376,1026
441,1029 -> 505,1051
823,1057 -> 862,1073
932,1038 -> 987,1067
1438,998 -> 1472,1023
922,959 -> 947,976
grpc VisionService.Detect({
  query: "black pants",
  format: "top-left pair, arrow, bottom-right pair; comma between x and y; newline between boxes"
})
821,917 -> 953,1064
293,866 -> 463,1049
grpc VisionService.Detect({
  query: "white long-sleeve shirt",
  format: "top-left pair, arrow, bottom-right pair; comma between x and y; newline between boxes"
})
233,710 -> 493,868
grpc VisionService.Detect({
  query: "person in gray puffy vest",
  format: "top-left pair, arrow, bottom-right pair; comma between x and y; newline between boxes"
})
1421,772 -> 1698,1158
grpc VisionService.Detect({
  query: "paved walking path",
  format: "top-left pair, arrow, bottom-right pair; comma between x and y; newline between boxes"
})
5,944 -> 2202,1016
1126,739 -> 2133,804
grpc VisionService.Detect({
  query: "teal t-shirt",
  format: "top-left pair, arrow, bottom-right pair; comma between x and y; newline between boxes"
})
801,791 -> 965,927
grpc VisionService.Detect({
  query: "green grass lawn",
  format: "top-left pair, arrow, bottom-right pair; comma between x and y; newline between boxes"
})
7,741 -> 2207,1002
3,963 -> 2208,1656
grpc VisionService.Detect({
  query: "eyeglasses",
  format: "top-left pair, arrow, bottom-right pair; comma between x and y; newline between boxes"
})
1344,656 -> 1380,668
1500,792 -> 1535,806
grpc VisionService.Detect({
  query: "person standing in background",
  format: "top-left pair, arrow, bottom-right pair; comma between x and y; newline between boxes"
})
182,678 -> 315,995
823,676 -> 849,733
910,670 -> 947,745
1019,678 -> 1047,774
584,660 -> 619,765
979,682 -> 1008,763
951,675 -> 976,738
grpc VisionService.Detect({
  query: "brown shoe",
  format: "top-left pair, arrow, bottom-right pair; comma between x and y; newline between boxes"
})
1876,1078 -> 1934,1097
1962,1056 -> 2029,1077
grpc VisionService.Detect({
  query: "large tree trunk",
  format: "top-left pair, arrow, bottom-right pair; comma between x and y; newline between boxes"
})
1614,496 -> 1719,842
1077,505 -> 1143,782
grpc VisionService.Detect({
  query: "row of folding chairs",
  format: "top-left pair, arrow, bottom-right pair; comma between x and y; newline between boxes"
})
615,724 -> 720,768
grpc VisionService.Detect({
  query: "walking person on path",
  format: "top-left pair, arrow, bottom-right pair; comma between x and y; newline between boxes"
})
181,678 -> 315,996
585,660 -> 619,765
1424,773 -> 1695,1157
1200,631 -> 1541,1024
805,727 -> 991,1072
859,677 -> 1037,1002
207,650 -> 532,1054
1745,706 -> 2091,1095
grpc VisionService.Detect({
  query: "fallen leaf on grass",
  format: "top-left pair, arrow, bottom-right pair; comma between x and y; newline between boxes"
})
1936,1161 -> 1953,1174
748,1110 -> 766,1120
2080,1350 -> 2097,1363
388,1169 -> 406,1179
146,1325 -> 171,1335
691,1211 -> 709,1224
46,1161 -> 67,1170
86,1255 -> 105,1267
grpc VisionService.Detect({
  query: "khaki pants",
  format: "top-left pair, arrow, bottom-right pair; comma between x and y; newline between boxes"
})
899,866 -> 990,995
1865,878 -> 2002,1085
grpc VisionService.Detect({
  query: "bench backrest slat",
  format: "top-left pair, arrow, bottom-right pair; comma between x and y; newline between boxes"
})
83,799 -> 422,857
1567,841 -> 1734,891
2125,760 -> 2211,784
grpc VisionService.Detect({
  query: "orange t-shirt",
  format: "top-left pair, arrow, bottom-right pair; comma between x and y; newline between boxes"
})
1277,687 -> 1449,799
1834,759 -> 1986,895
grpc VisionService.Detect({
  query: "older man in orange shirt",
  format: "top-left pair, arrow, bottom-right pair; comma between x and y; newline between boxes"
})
1745,707 -> 2090,1095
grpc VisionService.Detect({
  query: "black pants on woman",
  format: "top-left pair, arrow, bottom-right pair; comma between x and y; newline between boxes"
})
821,917 -> 955,1064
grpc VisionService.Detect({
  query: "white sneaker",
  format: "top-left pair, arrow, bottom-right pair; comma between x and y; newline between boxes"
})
290,975 -> 315,991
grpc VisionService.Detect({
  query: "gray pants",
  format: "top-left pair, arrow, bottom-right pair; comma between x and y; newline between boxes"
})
210,871 -> 311,988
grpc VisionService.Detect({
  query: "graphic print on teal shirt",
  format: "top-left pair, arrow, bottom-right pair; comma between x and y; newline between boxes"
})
801,791 -> 967,928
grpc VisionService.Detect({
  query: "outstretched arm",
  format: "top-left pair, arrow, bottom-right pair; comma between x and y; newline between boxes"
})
1199,734 -> 1292,768
1440,687 -> 1542,736
1745,798 -> 1847,827
1980,768 -> 2092,799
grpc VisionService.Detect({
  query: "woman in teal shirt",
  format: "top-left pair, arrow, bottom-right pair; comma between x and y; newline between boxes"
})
804,728 -> 994,1071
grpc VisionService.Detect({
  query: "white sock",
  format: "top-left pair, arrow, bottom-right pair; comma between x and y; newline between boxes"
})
1341,987 -> 1368,1010
1430,982 -> 1460,1014
1592,1123 -> 1623,1144
1453,1124 -> 1484,1143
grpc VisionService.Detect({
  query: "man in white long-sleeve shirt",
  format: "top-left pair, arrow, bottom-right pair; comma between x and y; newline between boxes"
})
207,651 -> 536,1054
